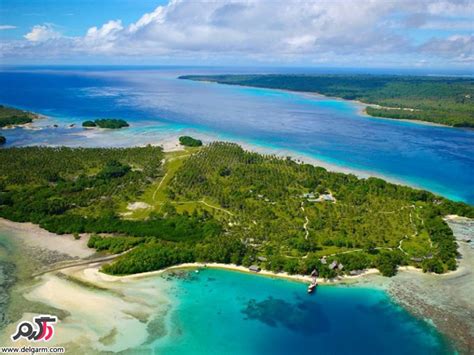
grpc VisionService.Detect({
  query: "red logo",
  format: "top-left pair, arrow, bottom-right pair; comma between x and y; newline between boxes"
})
11,315 -> 57,342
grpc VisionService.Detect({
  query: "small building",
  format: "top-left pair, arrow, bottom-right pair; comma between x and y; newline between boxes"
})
302,193 -> 315,199
349,270 -> 363,276
410,257 -> 423,263
338,263 -> 344,271
318,194 -> 336,202
320,257 -> 327,264
249,265 -> 261,272
329,261 -> 338,270
257,256 -> 267,262
311,269 -> 319,277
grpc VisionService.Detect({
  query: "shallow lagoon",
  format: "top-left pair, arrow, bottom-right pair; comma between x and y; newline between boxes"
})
0,67 -> 473,203
153,268 -> 452,354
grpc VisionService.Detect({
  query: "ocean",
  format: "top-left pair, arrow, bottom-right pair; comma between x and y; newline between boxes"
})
0,66 -> 473,204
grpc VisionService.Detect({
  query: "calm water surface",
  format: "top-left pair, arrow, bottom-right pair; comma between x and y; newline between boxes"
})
152,269 -> 452,354
0,67 -> 473,203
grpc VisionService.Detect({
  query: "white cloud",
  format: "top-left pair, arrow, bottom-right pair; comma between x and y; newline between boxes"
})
0,25 -> 17,30
81,20 -> 124,53
421,35 -> 474,59
24,23 -> 61,42
2,0 -> 473,66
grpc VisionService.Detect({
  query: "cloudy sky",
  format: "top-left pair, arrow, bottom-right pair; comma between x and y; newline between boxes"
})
0,0 -> 473,68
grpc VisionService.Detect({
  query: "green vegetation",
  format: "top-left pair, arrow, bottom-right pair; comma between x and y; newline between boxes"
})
1,143 -> 472,277
180,75 -> 474,127
87,235 -> 146,254
0,104 -> 38,128
179,136 -> 203,147
82,120 -> 97,127
0,136 -> 5,145
82,119 -> 129,129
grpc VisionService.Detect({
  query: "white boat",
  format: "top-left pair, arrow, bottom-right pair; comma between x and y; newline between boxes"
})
307,282 -> 317,294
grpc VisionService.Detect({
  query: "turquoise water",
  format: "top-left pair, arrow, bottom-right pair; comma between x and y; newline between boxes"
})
153,269 -> 452,354
0,67 -> 473,204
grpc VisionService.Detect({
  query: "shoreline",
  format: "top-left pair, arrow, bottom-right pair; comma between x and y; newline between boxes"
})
0,217 -> 473,352
358,105 -> 451,128
107,262 -> 383,286
0,218 -> 94,260
0,216 -> 461,287
180,135 -> 460,201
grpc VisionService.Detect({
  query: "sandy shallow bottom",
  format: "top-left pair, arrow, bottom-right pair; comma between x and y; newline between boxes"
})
0,265 -> 174,354
0,218 -> 93,260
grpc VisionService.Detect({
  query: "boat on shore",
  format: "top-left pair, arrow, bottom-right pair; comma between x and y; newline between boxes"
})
307,282 -> 317,294
308,269 -> 318,293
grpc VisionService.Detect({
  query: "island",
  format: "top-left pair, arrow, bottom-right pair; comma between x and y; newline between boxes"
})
1,142 -> 472,278
179,75 -> 474,128
179,135 -> 203,147
82,118 -> 129,129
0,104 -> 39,128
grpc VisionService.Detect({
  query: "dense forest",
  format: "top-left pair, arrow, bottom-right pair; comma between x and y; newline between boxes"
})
0,104 -> 38,128
1,143 -> 472,277
82,118 -> 129,129
180,75 -> 474,127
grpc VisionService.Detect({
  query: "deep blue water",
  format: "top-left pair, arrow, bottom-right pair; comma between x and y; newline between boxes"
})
0,67 -> 473,204
153,269 -> 453,354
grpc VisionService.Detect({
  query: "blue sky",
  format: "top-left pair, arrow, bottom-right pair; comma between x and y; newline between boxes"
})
0,0 -> 473,68
0,0 -> 166,39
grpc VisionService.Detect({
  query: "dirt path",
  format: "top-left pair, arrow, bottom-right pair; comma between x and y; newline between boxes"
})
152,172 -> 168,201
301,203 -> 309,240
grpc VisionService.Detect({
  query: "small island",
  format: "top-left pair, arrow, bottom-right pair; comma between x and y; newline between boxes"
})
82,118 -> 130,129
179,136 -> 203,147
0,104 -> 39,128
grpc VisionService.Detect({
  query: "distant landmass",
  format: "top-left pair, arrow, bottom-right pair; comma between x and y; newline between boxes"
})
0,104 -> 39,128
0,104 -> 40,145
180,74 -> 474,128
82,118 -> 130,129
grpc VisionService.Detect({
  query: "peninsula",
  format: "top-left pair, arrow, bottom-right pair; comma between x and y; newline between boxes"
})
1,140 -> 472,279
0,104 -> 39,128
179,74 -> 474,128
0,105 -> 40,144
